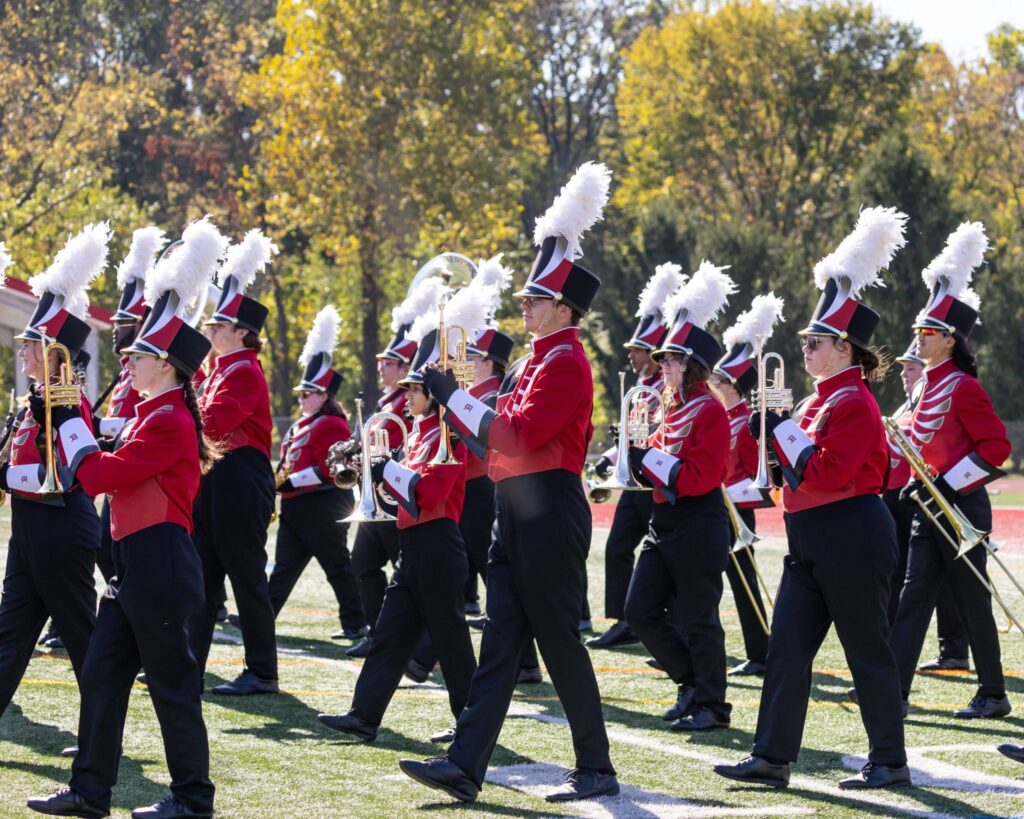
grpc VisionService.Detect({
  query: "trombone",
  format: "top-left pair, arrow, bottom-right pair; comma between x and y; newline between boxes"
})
721,487 -> 773,635
40,337 -> 82,494
750,335 -> 792,491
885,417 -> 1024,637
592,380 -> 665,495
431,299 -> 472,466
342,399 -> 409,524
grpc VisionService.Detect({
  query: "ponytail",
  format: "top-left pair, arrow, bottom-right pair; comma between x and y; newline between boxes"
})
181,375 -> 222,474
851,344 -> 890,384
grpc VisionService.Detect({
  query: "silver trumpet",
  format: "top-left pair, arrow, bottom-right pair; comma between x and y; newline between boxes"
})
341,399 -> 409,524
592,383 -> 665,495
750,335 -> 792,491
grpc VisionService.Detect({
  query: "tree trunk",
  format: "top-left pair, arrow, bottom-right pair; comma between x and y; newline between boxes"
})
358,204 -> 382,406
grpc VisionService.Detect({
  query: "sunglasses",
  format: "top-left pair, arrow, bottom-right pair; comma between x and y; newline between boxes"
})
297,391 -> 316,399
799,336 -> 833,352
519,296 -> 552,309
659,354 -> 687,366
127,353 -> 155,365
914,327 -> 948,337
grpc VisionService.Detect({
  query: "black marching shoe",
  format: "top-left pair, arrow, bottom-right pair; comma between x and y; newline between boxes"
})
317,712 -> 377,742
60,746 -> 78,758
646,657 -> 664,672
838,762 -> 911,790
131,795 -> 213,818
27,787 -> 108,817
136,673 -> 148,687
210,670 -> 279,696
728,660 -> 766,677
346,636 -> 373,658
466,616 -> 487,630
579,619 -> 593,634
662,685 -> 696,721
516,666 -> 543,685
585,620 -> 639,649
997,743 -> 1024,763
545,769 -> 620,803
955,693 -> 1011,719
918,656 -> 969,671
225,613 -> 241,629
464,600 -> 482,616
670,705 -> 730,732
331,625 -> 369,641
404,659 -> 433,683
713,756 -> 790,789
430,727 -> 456,743
398,757 -> 479,803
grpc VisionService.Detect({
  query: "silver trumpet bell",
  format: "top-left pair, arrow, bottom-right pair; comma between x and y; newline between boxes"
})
342,400 -> 409,524
593,383 -> 665,494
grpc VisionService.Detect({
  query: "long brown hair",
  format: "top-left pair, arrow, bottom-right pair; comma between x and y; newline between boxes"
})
850,344 -> 891,383
181,375 -> 222,474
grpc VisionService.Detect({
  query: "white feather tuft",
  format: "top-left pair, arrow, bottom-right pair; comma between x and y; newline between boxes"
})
723,293 -> 786,349
0,242 -> 12,281
475,253 -> 514,292
664,260 -> 736,329
813,206 -> 907,295
146,216 -> 229,308
921,221 -> 988,296
391,276 -> 449,332
407,306 -> 439,346
30,222 -> 112,319
445,283 -> 496,341
636,262 -> 685,318
116,226 -> 166,288
533,161 -> 612,258
218,228 -> 278,293
959,286 -> 982,313
300,305 -> 341,366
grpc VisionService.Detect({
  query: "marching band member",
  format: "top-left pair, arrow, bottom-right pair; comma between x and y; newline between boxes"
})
28,227 -> 219,819
711,293 -> 785,677
268,306 -> 366,639
587,262 -> 681,651
0,226 -> 108,722
888,222 -> 1012,719
623,261 -> 735,731
188,227 -> 281,696
317,288 -> 488,743
94,226 -> 166,581
715,206 -> 911,790
346,277 -> 442,658
406,162 -> 619,804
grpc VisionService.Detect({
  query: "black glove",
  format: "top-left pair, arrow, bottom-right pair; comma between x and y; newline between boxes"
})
932,474 -> 957,500
608,423 -> 620,447
91,414 -> 102,434
51,405 -> 79,428
627,446 -> 654,488
369,458 -> 388,485
747,409 -> 789,439
0,465 -> 9,492
594,455 -> 613,480
27,388 -> 44,422
899,479 -> 925,506
422,367 -> 458,404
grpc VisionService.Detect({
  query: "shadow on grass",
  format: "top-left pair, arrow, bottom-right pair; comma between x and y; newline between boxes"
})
201,672 -> 327,742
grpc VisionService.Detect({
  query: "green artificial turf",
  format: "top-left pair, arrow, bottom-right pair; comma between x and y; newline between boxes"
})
2,503 -> 1024,817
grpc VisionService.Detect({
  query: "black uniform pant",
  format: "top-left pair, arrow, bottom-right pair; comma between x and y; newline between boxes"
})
188,447 -> 278,682
350,518 -> 477,724
625,490 -> 732,717
71,524 -> 213,813
0,491 -> 99,719
936,582 -> 969,660
97,497 -> 116,583
604,490 -> 653,620
890,489 -> 1003,698
461,476 -> 494,603
753,495 -> 906,766
351,514 -> 401,630
268,489 -> 366,631
447,470 -> 613,787
725,508 -> 769,664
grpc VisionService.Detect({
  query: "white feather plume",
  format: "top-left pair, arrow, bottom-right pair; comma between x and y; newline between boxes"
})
636,262 -> 685,318
533,161 -> 612,258
146,216 -> 229,309
218,228 -> 278,293
921,221 -> 988,296
475,253 -> 514,292
0,242 -> 12,282
445,283 -> 496,341
664,260 -> 736,329
300,305 -> 341,366
723,293 -> 786,349
391,276 -> 449,332
116,226 -> 166,288
813,206 -> 907,295
959,286 -> 982,313
30,222 -> 112,319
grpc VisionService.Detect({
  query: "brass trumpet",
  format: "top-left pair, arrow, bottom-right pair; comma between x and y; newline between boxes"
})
342,403 -> 409,524
885,417 -> 1024,636
750,335 -> 792,491
432,300 -> 472,466
592,383 -> 665,495
40,337 -> 82,494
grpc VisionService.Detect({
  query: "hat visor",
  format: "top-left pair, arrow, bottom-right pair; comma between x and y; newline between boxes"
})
397,372 -> 424,388
911,316 -> 955,333
894,354 -> 925,364
376,350 -> 412,363
623,340 -> 655,351
121,340 -> 162,359
651,343 -> 691,363
113,311 -> 144,323
712,366 -> 738,384
14,328 -> 41,342
512,284 -> 555,300
293,382 -> 326,393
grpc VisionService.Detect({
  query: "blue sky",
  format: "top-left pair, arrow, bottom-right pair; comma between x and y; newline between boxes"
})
874,0 -> 1023,61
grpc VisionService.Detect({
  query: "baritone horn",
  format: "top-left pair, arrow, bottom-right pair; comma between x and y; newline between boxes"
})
592,383 -> 665,494
40,336 -> 82,494
750,335 -> 792,491
342,406 -> 409,524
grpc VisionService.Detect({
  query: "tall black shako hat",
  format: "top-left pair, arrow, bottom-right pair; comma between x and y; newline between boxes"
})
800,206 -> 907,348
715,293 -> 786,394
465,254 -> 515,367
296,305 -> 343,396
514,161 -> 611,315
379,276 -> 449,364
654,260 -> 736,370
399,276 -> 492,388
16,222 -> 111,356
114,226 -> 166,322
914,221 -> 987,338
126,217 -> 227,377
205,228 -> 277,333
626,262 -> 685,351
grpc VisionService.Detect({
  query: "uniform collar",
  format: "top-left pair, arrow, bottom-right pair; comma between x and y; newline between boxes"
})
639,370 -> 661,387
379,386 -> 406,406
413,412 -> 441,436
726,399 -> 749,418
471,375 -> 500,396
135,386 -> 184,419
813,365 -> 862,398
214,347 -> 257,368
530,325 -> 579,356
924,357 -> 957,381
